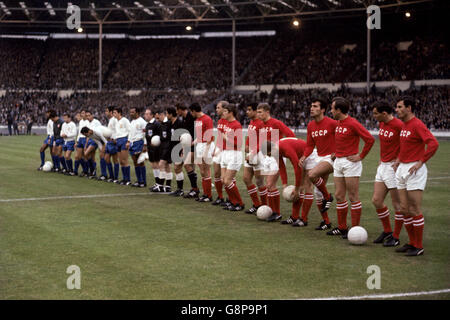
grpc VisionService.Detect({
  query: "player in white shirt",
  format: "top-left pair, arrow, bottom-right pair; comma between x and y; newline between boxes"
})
38,110 -> 55,171
61,113 -> 78,175
113,107 -> 132,185
128,107 -> 148,187
74,110 -> 90,176
104,106 -> 120,183
84,111 -> 102,179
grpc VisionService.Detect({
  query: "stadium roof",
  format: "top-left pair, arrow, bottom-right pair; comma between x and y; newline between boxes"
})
0,0 -> 438,33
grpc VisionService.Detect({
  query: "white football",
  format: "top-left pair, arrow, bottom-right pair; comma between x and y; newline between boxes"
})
348,226 -> 368,245
256,205 -> 273,220
42,161 -> 53,172
282,185 -> 296,202
151,135 -> 161,147
180,133 -> 192,147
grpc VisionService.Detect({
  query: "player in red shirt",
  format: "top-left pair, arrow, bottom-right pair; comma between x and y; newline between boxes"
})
298,98 -> 337,230
328,97 -> 375,238
211,101 -> 228,207
393,96 -> 439,256
257,103 -> 295,222
370,100 -> 404,247
191,103 -> 215,202
243,103 -> 267,214
220,104 -> 245,211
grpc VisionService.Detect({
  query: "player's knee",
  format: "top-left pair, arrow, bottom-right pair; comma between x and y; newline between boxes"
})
371,196 -> 383,207
307,170 -> 318,182
242,174 -> 252,185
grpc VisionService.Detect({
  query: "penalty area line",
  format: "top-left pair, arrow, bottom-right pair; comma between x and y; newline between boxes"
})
0,192 -> 170,202
304,288 -> 450,300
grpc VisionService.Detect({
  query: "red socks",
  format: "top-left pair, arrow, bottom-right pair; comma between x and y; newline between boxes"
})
258,186 -> 268,205
403,215 -> 415,247
376,206 -> 392,233
413,214 -> 424,249
247,184 -> 261,208
214,178 -> 223,199
225,181 -> 244,206
202,177 -> 212,198
393,211 -> 403,239
336,201 -> 348,230
292,193 -> 304,220
268,189 -> 280,215
351,201 -> 362,227
301,193 -> 313,222
314,177 -> 330,200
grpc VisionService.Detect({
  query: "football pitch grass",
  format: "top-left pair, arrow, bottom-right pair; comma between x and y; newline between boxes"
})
0,135 -> 449,300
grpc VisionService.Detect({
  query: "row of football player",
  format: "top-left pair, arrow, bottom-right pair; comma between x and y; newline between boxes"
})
38,96 -> 439,256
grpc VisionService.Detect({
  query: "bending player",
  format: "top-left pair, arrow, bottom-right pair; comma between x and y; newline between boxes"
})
393,96 -> 439,256
371,101 -> 403,246
257,103 -> 295,222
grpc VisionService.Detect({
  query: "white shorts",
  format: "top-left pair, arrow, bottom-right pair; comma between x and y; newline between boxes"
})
212,148 -> 222,165
303,149 -> 319,171
244,151 -> 265,171
195,142 -> 215,163
333,157 -> 362,178
262,155 -> 279,175
375,162 -> 397,189
316,154 -> 334,167
395,162 -> 428,191
220,150 -> 243,171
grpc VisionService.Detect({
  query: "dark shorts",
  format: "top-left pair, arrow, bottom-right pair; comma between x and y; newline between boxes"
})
54,138 -> 64,147
87,139 -> 98,149
76,137 -> 86,149
116,137 -> 128,152
44,135 -> 54,146
160,142 -> 172,164
63,141 -> 75,152
129,140 -> 144,156
106,141 -> 117,155
147,146 -> 160,163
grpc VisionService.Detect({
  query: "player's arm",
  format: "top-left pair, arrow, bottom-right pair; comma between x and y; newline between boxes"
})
408,124 -> 439,174
348,122 -> 375,162
278,120 -> 295,138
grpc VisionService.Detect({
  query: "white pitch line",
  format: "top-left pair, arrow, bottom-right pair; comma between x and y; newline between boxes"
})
0,192 -> 170,203
305,288 -> 450,300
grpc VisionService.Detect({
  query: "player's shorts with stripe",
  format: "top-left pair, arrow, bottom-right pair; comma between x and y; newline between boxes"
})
105,141 -> 118,155
129,140 -> 144,156
375,161 -> 397,189
395,162 -> 427,191
54,138 -> 64,147
195,142 -> 215,163
63,140 -> 75,152
116,137 -> 128,152
76,137 -> 86,149
44,135 -> 53,146
220,150 -> 243,171
244,150 -> 265,171
303,149 -> 319,170
160,142 -> 172,164
87,139 -> 98,149
333,157 -> 362,177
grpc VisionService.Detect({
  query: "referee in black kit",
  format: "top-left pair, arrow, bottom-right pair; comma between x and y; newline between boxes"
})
176,104 -> 199,199
144,107 -> 163,192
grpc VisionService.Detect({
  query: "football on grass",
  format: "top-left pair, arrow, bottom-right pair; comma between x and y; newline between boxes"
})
256,205 -> 273,220
348,226 -> 368,245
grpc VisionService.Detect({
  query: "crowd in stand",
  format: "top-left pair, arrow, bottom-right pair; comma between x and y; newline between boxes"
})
0,35 -> 447,91
1,85 -> 448,131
